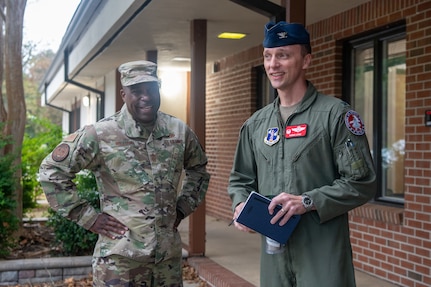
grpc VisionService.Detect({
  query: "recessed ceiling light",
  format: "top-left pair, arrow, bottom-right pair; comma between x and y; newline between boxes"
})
217,32 -> 247,40
172,57 -> 191,62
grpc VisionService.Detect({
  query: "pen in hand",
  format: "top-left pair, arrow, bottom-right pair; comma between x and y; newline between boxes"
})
228,218 -> 236,226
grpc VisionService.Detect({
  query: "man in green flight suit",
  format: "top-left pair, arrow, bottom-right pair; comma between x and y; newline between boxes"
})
39,60 -> 210,287
228,21 -> 376,287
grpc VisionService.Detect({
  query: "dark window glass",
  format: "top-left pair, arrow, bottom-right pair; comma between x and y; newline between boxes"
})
344,23 -> 406,204
256,65 -> 276,109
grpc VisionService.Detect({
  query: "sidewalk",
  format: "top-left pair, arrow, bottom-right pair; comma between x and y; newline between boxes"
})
179,215 -> 400,287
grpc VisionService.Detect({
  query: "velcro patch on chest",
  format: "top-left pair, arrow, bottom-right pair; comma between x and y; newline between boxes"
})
285,124 -> 307,138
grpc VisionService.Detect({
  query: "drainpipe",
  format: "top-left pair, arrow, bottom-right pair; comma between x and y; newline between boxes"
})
42,49 -> 106,116
43,0 -> 157,120
64,49 -> 105,119
43,83 -> 71,113
60,0 -> 155,118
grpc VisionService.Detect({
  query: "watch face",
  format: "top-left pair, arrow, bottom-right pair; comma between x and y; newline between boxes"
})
302,195 -> 312,208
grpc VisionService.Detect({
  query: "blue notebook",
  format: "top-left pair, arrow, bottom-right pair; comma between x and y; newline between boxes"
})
236,191 -> 301,244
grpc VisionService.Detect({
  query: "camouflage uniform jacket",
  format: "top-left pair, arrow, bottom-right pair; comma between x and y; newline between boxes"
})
39,105 -> 210,263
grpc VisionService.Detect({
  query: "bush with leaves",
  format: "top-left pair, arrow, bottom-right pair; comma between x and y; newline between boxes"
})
0,124 -> 19,258
47,171 -> 100,256
22,115 -> 63,212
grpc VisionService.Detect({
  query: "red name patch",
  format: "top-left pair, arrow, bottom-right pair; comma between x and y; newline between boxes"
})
285,124 -> 307,138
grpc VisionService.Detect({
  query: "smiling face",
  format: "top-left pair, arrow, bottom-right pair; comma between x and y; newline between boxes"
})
121,81 -> 161,124
263,45 -> 311,91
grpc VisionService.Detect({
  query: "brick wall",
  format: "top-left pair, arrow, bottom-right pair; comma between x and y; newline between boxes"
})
306,1 -> 431,286
205,46 -> 262,221
205,0 -> 431,286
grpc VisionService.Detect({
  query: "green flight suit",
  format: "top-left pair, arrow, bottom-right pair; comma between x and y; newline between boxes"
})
228,82 -> 376,287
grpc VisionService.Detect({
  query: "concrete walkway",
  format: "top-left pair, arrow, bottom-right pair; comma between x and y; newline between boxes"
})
179,215 -> 400,287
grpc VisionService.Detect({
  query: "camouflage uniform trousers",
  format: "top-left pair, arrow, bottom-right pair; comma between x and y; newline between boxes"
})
92,254 -> 183,287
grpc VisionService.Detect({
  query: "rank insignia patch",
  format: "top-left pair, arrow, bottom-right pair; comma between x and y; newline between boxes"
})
52,143 -> 70,162
63,133 -> 78,142
264,127 -> 280,146
344,110 -> 365,136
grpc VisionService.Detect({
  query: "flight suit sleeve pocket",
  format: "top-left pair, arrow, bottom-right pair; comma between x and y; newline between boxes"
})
337,139 -> 369,180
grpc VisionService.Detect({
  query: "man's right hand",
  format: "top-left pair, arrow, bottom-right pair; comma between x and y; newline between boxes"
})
89,213 -> 129,239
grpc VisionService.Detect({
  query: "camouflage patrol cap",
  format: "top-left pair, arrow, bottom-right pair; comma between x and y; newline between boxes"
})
118,60 -> 159,86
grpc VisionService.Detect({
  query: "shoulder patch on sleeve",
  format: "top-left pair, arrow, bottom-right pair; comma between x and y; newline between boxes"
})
344,110 -> 365,136
52,143 -> 70,162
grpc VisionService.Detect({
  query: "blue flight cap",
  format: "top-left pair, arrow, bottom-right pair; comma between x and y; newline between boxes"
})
263,21 -> 310,48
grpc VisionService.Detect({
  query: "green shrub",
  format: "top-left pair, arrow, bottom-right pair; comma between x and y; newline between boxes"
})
47,171 -> 100,256
22,115 -> 63,211
0,125 -> 19,258
0,191 -> 19,258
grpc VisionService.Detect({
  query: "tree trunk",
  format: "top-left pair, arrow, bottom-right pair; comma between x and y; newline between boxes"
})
4,0 -> 27,221
0,1 -> 6,129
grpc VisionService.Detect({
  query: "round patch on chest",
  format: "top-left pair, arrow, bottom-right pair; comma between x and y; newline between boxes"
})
52,143 -> 70,162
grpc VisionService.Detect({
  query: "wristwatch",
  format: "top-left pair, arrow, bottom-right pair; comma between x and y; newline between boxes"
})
301,194 -> 314,212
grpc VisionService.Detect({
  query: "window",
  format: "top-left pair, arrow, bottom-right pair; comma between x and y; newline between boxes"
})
256,65 -> 276,109
69,105 -> 81,134
343,23 -> 406,204
96,94 -> 103,121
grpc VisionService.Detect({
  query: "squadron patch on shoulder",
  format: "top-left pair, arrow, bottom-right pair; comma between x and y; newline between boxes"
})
264,127 -> 280,146
52,143 -> 70,162
344,110 -> 365,136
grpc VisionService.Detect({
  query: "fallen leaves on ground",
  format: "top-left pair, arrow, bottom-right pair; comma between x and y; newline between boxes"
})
6,222 -> 57,259
9,262 -> 207,287
182,261 -> 208,286
8,275 -> 93,287
4,223 -> 207,286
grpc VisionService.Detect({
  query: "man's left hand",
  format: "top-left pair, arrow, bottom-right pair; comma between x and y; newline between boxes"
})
268,193 -> 306,226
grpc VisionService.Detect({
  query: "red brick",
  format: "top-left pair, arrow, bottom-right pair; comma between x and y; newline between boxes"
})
205,1 -> 431,287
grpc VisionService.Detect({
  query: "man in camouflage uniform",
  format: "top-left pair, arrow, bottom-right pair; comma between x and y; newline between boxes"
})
39,60 -> 210,287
